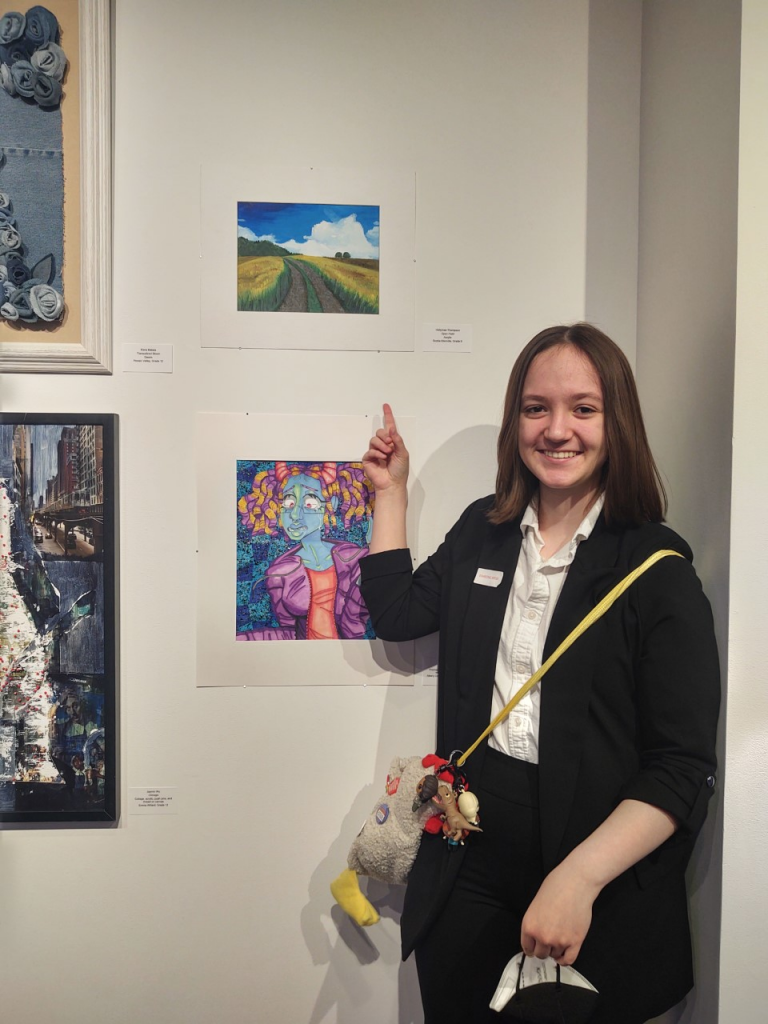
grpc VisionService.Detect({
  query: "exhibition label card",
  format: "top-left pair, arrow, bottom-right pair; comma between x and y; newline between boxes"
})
129,787 -> 179,814
422,323 -> 473,353
122,344 -> 174,372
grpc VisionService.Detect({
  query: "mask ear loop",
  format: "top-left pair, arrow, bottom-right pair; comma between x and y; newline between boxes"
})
515,953 -> 526,997
513,954 -> 563,996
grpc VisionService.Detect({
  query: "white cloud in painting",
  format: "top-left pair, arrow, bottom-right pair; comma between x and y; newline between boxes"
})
282,214 -> 379,258
238,226 -> 278,243
366,223 -> 380,247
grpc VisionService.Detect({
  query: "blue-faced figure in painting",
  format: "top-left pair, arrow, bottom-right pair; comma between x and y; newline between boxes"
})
237,461 -> 375,640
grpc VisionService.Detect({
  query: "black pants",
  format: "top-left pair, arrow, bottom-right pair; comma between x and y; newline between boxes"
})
412,749 -> 649,1024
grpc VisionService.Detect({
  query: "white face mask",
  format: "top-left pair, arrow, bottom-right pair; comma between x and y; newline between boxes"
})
489,953 -> 599,1022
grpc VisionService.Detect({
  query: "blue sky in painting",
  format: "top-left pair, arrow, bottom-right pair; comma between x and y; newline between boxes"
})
0,424 -> 61,500
0,426 -> 13,477
237,202 -> 380,259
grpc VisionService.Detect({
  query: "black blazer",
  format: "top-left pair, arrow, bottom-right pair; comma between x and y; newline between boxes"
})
360,497 -> 720,1019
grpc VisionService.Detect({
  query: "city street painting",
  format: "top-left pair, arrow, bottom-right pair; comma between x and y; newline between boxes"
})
236,203 -> 380,314
0,413 -> 117,822
236,460 -> 375,640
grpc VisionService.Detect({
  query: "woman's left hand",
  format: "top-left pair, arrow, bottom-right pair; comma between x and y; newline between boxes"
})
520,862 -> 600,965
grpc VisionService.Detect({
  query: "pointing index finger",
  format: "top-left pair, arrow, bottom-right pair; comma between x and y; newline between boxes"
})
382,402 -> 397,438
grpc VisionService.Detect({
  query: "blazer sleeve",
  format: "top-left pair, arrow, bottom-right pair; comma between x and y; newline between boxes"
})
619,552 -> 720,837
359,500 -> 479,642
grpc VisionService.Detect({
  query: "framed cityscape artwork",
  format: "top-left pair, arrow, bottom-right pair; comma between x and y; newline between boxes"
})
0,412 -> 117,823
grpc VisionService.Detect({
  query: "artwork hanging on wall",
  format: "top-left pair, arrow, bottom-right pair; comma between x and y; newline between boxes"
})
201,164 -> 415,351
237,202 -> 380,314
236,460 -> 375,640
0,413 -> 117,823
197,413 -> 413,686
0,0 -> 112,374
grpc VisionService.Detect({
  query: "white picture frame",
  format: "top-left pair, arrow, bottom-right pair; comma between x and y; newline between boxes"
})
0,0 -> 112,374
196,412 -> 415,687
200,164 -> 415,352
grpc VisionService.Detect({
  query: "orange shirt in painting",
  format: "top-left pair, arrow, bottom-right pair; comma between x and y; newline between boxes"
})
306,566 -> 340,640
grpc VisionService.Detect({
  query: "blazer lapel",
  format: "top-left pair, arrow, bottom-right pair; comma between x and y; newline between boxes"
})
538,518 -> 624,868
451,520 -> 522,765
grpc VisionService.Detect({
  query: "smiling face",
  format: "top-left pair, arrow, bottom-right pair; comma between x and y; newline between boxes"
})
518,344 -> 607,505
278,474 -> 327,543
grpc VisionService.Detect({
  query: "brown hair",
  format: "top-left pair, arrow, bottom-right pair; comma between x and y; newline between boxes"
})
489,323 -> 667,526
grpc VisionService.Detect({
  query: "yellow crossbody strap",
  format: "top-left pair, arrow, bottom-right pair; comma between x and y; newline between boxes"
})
455,549 -> 683,769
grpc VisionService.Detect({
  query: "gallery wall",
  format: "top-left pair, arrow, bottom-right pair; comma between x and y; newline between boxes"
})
0,0 -> 750,1021
635,2 -> 741,1022
721,0 -> 768,1018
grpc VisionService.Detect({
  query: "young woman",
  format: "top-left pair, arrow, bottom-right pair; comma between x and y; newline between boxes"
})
360,324 -> 720,1024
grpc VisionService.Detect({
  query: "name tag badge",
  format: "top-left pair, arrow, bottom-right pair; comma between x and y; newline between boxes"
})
474,568 -> 503,588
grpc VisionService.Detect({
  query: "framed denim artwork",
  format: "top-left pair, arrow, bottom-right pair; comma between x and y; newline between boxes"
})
0,1 -> 111,373
0,413 -> 117,823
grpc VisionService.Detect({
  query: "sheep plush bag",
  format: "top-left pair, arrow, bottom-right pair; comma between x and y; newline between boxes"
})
330,753 -> 480,927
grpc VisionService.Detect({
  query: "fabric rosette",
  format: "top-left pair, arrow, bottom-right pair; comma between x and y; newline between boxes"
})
24,5 -> 59,47
0,191 -> 11,212
9,57 -> 36,97
0,300 -> 20,321
0,12 -> 26,45
3,285 -> 35,321
1,251 -> 26,271
31,40 -> 66,80
29,282 -> 64,321
0,61 -> 15,94
0,254 -> 31,287
5,259 -> 30,287
0,39 -> 31,64
0,223 -> 22,250
33,69 -> 60,106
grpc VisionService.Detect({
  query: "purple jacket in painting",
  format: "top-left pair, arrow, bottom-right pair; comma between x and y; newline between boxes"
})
238,541 -> 370,640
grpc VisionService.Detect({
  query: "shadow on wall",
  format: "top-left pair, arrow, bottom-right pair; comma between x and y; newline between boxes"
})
340,422 -> 500,682
300,716 -> 425,1024
304,423 -> 499,1022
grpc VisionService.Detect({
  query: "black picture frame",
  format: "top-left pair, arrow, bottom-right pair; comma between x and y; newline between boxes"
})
0,412 -> 117,823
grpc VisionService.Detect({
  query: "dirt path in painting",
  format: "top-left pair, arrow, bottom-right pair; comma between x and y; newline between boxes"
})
297,262 -> 346,313
279,259 -> 346,313
278,261 -> 308,312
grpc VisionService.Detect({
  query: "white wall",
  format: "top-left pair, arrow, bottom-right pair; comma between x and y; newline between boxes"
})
585,0 -> 642,358
720,1 -> 768,1020
635,2 -> 741,1022
0,3 -> 604,1022
2,1 -> 749,1020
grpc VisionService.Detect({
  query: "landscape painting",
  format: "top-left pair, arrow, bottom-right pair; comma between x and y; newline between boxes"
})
236,202 -> 379,314
0,413 -> 116,822
236,459 -> 375,640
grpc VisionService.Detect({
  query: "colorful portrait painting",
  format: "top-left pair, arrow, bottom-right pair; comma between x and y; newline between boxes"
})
0,414 -> 116,821
236,460 -> 375,641
236,202 -> 380,314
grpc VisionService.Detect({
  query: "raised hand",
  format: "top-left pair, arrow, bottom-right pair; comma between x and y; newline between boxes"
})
362,403 -> 409,494
363,404 -> 409,552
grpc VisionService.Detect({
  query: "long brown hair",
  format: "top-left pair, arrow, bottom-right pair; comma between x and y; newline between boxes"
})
489,323 -> 667,526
